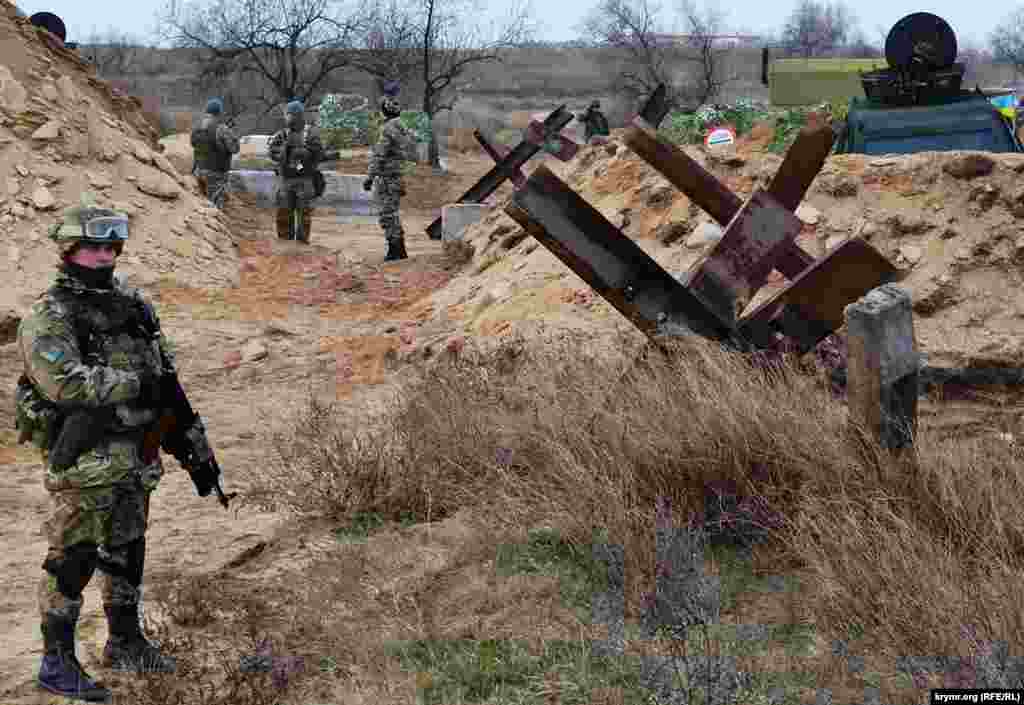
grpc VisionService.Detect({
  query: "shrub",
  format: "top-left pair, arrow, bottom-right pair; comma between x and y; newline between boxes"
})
660,98 -> 770,145
319,92 -> 431,148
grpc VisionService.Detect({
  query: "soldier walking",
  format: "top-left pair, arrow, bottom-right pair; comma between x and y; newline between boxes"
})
190,98 -> 240,209
363,96 -> 417,261
268,100 -> 326,243
578,100 -> 611,144
16,201 -> 222,701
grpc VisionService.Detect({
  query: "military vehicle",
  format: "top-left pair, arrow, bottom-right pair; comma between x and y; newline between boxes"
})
834,12 -> 1021,155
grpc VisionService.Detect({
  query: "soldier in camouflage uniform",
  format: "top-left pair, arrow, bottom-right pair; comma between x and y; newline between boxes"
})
16,201 -> 215,700
268,100 -> 325,243
190,98 -> 240,209
363,96 -> 417,261
578,100 -> 611,145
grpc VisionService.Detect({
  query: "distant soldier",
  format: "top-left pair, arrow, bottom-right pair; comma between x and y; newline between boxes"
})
268,100 -> 326,243
190,98 -> 240,209
578,100 -> 611,144
16,201 -> 224,700
363,96 -> 417,261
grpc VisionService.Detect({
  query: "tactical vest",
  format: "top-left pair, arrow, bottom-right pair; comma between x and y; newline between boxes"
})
280,126 -> 317,179
15,285 -> 164,450
191,116 -> 232,172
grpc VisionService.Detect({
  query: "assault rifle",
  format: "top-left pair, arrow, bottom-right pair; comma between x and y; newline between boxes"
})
142,371 -> 236,509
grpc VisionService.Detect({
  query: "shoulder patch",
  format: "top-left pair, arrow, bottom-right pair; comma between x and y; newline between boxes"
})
40,349 -> 64,364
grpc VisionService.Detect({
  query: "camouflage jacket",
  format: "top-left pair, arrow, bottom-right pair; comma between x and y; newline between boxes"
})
268,124 -> 324,175
368,116 -> 416,179
580,109 -> 610,140
16,269 -> 186,490
268,124 -> 325,204
192,114 -> 240,173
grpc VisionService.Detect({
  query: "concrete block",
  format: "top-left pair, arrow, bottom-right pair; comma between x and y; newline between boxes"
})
844,284 -> 919,449
442,203 -> 491,241
844,284 -> 918,388
227,170 -> 379,215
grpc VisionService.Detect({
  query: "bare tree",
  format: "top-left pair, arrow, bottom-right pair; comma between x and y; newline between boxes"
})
675,0 -> 733,109
578,0 -> 731,112
354,0 -> 535,169
157,0 -> 367,117
81,27 -> 141,78
780,0 -> 855,58
991,8 -> 1024,77
578,0 -> 671,105
192,55 -> 251,125
350,0 -> 423,93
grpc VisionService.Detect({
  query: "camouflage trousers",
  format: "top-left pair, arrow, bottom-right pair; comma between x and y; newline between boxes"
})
196,169 -> 229,209
39,472 -> 152,624
373,176 -> 405,241
275,207 -> 314,242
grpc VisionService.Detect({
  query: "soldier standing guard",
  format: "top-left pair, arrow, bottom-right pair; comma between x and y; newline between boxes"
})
268,100 -> 326,243
190,98 -> 240,209
363,96 -> 417,261
16,201 -> 220,701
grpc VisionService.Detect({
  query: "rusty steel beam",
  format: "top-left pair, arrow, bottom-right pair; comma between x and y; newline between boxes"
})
639,84 -> 671,127
624,117 -> 743,226
426,105 -> 575,239
684,189 -> 805,324
505,165 -> 737,343
737,238 -> 901,354
474,129 -> 526,187
624,117 -> 828,282
767,123 -> 837,213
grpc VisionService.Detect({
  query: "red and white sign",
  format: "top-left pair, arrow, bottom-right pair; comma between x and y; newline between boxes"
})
704,126 -> 736,150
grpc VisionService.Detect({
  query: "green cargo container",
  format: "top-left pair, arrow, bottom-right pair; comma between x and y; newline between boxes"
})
769,59 -> 889,106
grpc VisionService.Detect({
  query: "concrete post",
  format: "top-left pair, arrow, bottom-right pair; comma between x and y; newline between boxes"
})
844,284 -> 919,450
441,203 -> 490,242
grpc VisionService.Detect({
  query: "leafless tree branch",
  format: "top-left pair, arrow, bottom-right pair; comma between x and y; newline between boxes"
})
780,0 -> 856,58
991,8 -> 1024,77
157,0 -> 368,115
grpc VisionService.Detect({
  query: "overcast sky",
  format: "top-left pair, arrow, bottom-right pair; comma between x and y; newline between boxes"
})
10,0 -> 1009,49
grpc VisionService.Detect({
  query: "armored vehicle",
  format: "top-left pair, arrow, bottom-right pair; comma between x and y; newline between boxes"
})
835,12 -> 1021,155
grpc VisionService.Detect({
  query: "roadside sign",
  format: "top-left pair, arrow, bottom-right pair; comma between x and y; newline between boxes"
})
705,125 -> 736,150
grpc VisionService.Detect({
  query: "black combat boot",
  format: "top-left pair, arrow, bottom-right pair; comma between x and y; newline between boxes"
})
38,613 -> 112,702
384,237 -> 408,261
102,604 -> 176,673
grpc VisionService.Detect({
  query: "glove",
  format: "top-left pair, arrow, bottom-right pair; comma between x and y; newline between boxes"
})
363,177 -> 374,191
135,371 -> 164,409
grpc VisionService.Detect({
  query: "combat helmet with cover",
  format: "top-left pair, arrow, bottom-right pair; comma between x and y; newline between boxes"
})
191,97 -> 232,172
380,96 -> 401,118
48,197 -> 130,258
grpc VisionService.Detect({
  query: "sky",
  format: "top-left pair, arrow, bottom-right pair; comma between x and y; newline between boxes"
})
9,0 -> 1008,49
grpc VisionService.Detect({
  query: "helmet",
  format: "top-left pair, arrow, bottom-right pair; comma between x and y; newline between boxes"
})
206,97 -> 224,115
589,100 -> 601,110
49,201 -> 130,257
380,96 -> 401,117
285,100 -> 305,115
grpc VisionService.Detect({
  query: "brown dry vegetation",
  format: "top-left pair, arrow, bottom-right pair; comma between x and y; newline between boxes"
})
196,329 -> 1024,704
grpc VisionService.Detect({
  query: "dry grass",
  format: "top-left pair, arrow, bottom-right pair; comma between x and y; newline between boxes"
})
244,331 -> 1024,700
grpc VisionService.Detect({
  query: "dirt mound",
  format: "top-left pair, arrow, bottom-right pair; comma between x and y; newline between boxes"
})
422,134 -> 1024,370
0,4 -> 238,314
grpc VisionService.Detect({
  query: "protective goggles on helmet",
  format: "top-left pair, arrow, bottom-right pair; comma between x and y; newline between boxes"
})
81,216 -> 129,241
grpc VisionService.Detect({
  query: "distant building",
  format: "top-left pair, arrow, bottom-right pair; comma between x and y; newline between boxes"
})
651,33 -> 764,48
